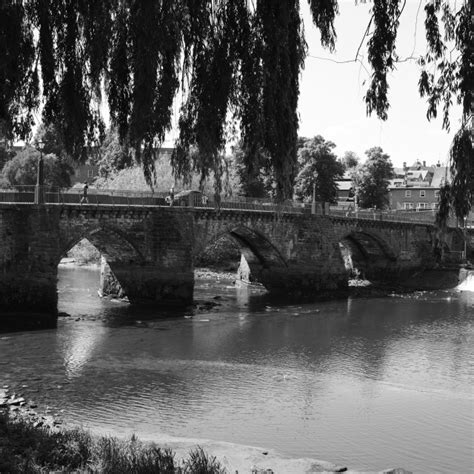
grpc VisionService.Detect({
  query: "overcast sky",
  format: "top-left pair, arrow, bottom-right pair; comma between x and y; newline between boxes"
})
298,0 -> 461,168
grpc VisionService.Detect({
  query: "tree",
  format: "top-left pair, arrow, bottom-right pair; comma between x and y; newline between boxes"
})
0,141 -> 13,171
0,125 -> 13,170
295,136 -> 343,203
35,122 -> 67,158
1,146 -> 73,188
95,128 -> 133,178
353,147 -> 394,210
0,1 -> 471,203
340,151 -> 359,171
231,141 -> 273,198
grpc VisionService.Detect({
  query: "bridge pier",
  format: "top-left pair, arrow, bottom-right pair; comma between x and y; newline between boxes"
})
0,272 -> 58,329
258,266 -> 348,298
237,255 -> 348,298
100,259 -> 194,307
0,206 -> 59,328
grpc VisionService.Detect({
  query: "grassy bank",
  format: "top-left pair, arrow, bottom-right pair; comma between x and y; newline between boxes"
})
0,411 -> 225,474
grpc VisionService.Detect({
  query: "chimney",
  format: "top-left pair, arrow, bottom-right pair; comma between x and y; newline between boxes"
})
423,160 -> 426,167
403,162 -> 407,170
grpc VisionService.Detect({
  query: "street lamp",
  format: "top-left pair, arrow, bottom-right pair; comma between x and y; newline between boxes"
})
355,186 -> 359,217
463,215 -> 468,263
35,140 -> 45,204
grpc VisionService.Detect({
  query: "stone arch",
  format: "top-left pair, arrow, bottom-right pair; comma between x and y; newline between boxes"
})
196,225 -> 287,286
339,231 -> 396,281
59,226 -> 145,266
59,226 -> 146,301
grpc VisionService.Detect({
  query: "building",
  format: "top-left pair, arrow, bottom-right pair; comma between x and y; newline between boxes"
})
335,171 -> 354,206
70,164 -> 100,185
388,161 -> 449,210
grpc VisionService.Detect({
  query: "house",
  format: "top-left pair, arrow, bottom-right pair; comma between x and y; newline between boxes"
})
335,170 -> 355,206
389,161 -> 449,210
70,164 -> 100,185
389,185 -> 440,210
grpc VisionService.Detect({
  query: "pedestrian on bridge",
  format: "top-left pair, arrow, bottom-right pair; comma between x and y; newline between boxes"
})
80,182 -> 89,204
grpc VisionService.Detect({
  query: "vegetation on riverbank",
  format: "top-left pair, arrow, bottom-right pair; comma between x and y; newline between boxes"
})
64,239 -> 101,266
0,411 -> 225,474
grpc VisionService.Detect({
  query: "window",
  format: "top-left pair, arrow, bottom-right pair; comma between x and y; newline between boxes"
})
87,169 -> 95,178
405,190 -> 412,197
419,190 -> 426,197
431,202 -> 437,209
434,190 -> 440,198
417,202 -> 427,209
403,202 -> 414,210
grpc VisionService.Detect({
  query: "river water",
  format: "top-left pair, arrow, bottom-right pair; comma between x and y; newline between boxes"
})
1,267 -> 473,473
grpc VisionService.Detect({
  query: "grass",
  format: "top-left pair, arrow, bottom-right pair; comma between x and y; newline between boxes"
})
0,412 -> 226,473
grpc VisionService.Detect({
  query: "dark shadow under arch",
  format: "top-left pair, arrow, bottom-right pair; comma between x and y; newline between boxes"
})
60,226 -> 145,267
339,231 -> 396,281
195,225 -> 287,287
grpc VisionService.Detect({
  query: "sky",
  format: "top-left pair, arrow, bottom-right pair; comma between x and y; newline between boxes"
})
298,0 -> 462,168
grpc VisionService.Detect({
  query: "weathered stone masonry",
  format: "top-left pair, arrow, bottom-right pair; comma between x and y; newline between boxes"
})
0,203 -> 468,327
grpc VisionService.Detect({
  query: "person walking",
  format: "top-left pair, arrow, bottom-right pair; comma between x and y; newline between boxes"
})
80,182 -> 89,204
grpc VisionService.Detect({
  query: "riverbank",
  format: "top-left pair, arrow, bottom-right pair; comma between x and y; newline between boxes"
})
1,388 -> 410,473
0,408 -> 224,473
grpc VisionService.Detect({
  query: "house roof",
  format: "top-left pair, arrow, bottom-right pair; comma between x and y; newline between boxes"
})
336,181 -> 352,191
430,166 -> 451,187
393,167 -> 405,177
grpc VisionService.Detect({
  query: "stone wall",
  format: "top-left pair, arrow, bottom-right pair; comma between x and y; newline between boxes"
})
1,203 -> 470,328
193,211 -> 348,297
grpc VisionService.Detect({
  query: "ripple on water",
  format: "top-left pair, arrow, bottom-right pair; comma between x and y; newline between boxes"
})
2,267 -> 473,473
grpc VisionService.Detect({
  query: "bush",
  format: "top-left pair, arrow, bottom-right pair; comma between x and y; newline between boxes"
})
66,238 -> 101,265
0,412 -> 227,473
183,446 -> 226,474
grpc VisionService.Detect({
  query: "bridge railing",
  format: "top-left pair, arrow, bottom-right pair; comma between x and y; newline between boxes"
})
0,186 -> 170,206
327,206 -> 461,226
189,194 -> 311,214
0,187 -> 464,226
0,186 -> 314,213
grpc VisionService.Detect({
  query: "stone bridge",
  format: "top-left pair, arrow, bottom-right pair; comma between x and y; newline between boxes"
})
0,203 -> 469,327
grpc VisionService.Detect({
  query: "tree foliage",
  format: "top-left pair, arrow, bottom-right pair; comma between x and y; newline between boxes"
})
35,122 -> 67,158
416,0 -> 473,220
1,146 -> 73,188
0,140 -> 13,172
231,141 -> 273,198
340,151 -> 360,171
353,147 -> 394,209
295,136 -> 343,203
95,128 -> 133,179
0,1 -> 471,203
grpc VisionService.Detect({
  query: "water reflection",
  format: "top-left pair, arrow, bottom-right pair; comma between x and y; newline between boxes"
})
1,267 -> 473,473
60,324 -> 108,379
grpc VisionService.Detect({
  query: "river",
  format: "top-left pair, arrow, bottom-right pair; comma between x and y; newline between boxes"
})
1,266 -> 473,473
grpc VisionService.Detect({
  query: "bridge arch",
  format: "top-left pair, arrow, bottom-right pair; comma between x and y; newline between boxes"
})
59,226 -> 146,301
195,225 -> 287,287
339,231 -> 397,281
59,226 -> 145,266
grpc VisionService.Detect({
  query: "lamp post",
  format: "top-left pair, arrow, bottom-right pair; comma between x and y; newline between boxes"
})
35,140 -> 45,204
463,215 -> 468,263
354,186 -> 359,218
311,182 -> 316,215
